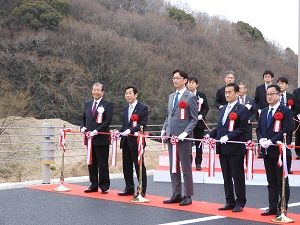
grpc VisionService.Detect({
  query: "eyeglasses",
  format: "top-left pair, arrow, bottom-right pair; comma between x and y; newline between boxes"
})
172,77 -> 183,80
266,92 -> 279,96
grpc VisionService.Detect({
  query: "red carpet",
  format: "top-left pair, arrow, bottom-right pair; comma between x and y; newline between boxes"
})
28,183 -> 300,224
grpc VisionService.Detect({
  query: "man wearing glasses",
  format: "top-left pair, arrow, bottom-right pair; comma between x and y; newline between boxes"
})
256,84 -> 293,217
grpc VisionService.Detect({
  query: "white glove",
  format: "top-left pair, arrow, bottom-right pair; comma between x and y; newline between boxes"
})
90,130 -> 98,137
198,114 -> 203,120
81,127 -> 87,132
220,135 -> 229,144
219,105 -> 224,109
205,134 -> 210,138
259,138 -> 267,146
121,129 -> 131,136
258,109 -> 261,115
161,130 -> 166,137
261,139 -> 272,149
245,104 -> 252,110
178,132 -> 188,141
297,114 -> 300,120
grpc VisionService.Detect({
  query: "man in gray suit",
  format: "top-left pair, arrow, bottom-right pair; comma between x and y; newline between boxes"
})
161,69 -> 198,206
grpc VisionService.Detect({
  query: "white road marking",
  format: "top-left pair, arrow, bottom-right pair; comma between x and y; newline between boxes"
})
158,215 -> 226,225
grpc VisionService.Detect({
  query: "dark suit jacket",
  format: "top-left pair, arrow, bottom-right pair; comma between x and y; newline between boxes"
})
80,98 -> 113,146
254,84 -> 268,110
293,87 -> 300,108
195,90 -> 209,129
215,86 -> 227,109
119,102 -> 148,150
256,104 -> 293,158
209,102 -> 249,155
240,96 -> 257,133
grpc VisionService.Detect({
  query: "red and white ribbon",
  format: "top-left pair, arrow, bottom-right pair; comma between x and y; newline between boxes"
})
276,141 -> 288,178
59,128 -> 72,152
137,133 -> 144,165
198,97 -> 203,112
228,120 -> 235,131
96,113 -> 103,123
86,132 -> 93,165
170,136 -> 179,173
207,138 -> 216,177
245,141 -> 255,180
110,132 -> 118,167
274,120 -> 281,132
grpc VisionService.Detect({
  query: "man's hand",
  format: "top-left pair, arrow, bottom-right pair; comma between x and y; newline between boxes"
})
198,114 -> 203,120
220,135 -> 229,144
261,139 -> 272,149
121,129 -> 131,136
178,132 -> 188,141
297,114 -> 300,121
259,138 -> 267,146
90,130 -> 98,137
81,127 -> 87,133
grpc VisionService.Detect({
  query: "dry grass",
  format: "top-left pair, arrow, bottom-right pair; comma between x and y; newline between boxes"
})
0,117 -> 165,182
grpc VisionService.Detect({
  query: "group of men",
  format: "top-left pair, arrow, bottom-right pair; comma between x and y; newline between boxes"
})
79,68 -> 300,218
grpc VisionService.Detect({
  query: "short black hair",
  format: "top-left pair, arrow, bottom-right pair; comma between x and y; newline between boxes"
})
226,83 -> 239,92
188,76 -> 198,84
267,84 -> 281,93
277,77 -> 289,84
173,69 -> 188,79
124,86 -> 138,94
263,70 -> 274,78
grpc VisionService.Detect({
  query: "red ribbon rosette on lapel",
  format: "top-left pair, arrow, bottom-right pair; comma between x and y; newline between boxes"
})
273,112 -> 283,132
288,99 -> 293,109
228,112 -> 237,131
131,114 -> 138,127
179,101 -> 187,119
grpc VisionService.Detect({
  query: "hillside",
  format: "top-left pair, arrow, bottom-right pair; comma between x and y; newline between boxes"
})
0,0 -> 298,126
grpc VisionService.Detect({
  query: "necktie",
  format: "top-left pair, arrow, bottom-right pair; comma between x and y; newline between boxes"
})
222,105 -> 231,125
92,102 -> 97,117
173,92 -> 180,109
267,108 -> 273,127
280,94 -> 284,105
128,105 -> 133,122
241,97 -> 245,105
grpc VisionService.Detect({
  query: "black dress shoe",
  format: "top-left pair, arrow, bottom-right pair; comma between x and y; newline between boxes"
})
117,190 -> 134,196
288,170 -> 293,174
261,208 -> 277,216
296,155 -> 300,160
218,204 -> 235,210
133,192 -> 145,198
232,205 -> 243,212
179,196 -> 192,206
163,194 -> 183,204
196,164 -> 202,171
84,187 -> 98,193
101,188 -> 108,194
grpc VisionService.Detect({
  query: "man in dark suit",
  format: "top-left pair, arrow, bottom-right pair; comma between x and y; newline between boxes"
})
256,84 -> 293,217
162,69 -> 198,206
215,70 -> 235,110
293,87 -> 300,159
254,70 -> 274,158
277,77 -> 298,174
187,76 -> 209,170
238,82 -> 257,142
80,83 -> 113,194
208,83 -> 249,213
118,86 -> 149,198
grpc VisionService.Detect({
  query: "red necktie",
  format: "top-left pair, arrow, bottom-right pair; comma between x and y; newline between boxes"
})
92,102 -> 97,117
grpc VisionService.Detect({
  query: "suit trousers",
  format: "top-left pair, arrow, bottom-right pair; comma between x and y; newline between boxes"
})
88,144 -> 110,190
295,122 -> 300,155
219,153 -> 246,207
167,140 -> 194,196
264,154 -> 290,210
193,126 -> 204,165
122,138 -> 147,193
